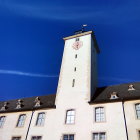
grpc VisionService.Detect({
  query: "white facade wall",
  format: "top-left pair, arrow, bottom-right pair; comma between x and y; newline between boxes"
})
124,100 -> 140,140
0,111 -> 32,140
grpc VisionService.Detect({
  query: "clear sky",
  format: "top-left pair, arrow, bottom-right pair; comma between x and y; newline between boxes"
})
0,0 -> 140,101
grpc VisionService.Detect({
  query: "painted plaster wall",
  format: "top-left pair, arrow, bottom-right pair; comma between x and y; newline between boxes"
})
0,111 -> 32,140
26,103 -> 128,140
124,100 -> 140,140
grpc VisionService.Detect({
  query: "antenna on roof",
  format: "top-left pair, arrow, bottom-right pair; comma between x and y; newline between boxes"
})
82,24 -> 87,32
74,24 -> 88,35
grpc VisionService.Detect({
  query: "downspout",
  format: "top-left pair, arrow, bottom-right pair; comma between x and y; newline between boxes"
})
25,110 -> 35,140
122,101 -> 129,140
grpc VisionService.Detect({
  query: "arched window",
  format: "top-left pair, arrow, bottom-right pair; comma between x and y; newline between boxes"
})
135,104 -> 140,119
36,112 -> 45,126
65,109 -> 75,124
0,116 -> 6,128
95,107 -> 105,122
16,114 -> 26,127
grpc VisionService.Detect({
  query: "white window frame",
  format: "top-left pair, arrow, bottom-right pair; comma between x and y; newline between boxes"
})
0,116 -> 6,128
93,132 -> 106,140
135,103 -> 140,119
16,114 -> 26,127
35,112 -> 45,126
63,134 -> 74,140
65,109 -> 75,124
95,107 -> 105,122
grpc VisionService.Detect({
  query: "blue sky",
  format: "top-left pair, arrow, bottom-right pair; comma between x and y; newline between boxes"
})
0,0 -> 140,100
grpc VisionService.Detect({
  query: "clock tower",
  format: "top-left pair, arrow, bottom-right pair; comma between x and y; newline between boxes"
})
55,30 -> 100,106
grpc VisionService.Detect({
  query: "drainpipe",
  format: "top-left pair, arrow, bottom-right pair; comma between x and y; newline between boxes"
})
122,101 -> 129,140
25,110 -> 35,140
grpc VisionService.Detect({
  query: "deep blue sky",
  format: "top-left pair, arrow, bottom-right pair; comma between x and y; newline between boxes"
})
0,0 -> 140,101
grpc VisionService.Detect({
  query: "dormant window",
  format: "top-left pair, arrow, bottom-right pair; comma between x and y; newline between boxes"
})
63,134 -> 74,140
31,136 -> 42,140
12,137 -> 21,140
95,107 -> 105,122
93,132 -> 106,140
36,112 -> 45,126
0,116 -> 6,128
75,54 -> 77,58
135,104 -> 140,119
65,109 -> 75,124
16,114 -> 26,127
74,67 -> 76,72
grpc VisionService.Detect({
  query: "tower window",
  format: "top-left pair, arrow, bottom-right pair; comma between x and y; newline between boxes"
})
135,104 -> 140,119
75,54 -> 77,58
76,38 -> 79,41
72,79 -> 75,87
95,107 -> 105,122
74,67 -> 76,72
65,109 -> 75,124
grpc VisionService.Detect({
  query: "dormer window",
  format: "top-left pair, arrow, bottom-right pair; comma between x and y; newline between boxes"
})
16,100 -> 23,109
76,37 -> 79,41
128,84 -> 135,91
110,92 -> 119,99
1,102 -> 8,111
34,97 -> 41,107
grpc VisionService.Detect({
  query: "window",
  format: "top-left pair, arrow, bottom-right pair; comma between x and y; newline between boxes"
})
135,104 -> 140,119
16,114 -> 26,127
75,54 -> 77,58
72,79 -> 75,87
76,38 -> 79,41
65,109 -> 75,124
31,136 -> 42,140
93,133 -> 106,140
95,107 -> 105,122
36,112 -> 45,126
74,67 -> 76,72
12,137 -> 21,140
0,116 -> 6,128
63,134 -> 74,140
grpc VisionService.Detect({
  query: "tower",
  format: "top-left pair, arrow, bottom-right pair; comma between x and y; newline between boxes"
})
55,30 -> 100,106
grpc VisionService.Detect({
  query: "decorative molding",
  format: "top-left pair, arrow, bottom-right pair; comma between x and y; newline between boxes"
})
63,31 -> 92,40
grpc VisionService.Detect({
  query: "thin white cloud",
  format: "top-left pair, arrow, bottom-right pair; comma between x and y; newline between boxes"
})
0,69 -> 58,78
1,0 -> 140,23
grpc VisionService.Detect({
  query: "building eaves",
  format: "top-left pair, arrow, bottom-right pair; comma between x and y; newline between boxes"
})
0,94 -> 56,113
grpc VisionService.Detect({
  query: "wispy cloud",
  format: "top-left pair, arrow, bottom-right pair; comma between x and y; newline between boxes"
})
0,0 -> 140,23
0,69 -> 58,78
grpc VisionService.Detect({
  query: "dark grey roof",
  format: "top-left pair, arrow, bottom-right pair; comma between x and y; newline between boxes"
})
90,82 -> 140,104
0,94 -> 56,113
0,82 -> 140,113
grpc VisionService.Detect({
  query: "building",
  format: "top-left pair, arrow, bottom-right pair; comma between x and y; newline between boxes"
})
0,30 -> 140,140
